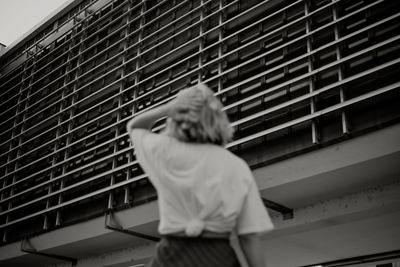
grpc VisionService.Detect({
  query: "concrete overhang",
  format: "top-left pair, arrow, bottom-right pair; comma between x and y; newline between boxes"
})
255,123 -> 400,209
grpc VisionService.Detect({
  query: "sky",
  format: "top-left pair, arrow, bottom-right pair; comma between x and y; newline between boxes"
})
0,0 -> 70,46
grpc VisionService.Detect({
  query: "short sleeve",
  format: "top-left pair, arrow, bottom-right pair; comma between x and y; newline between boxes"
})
129,129 -> 168,185
236,177 -> 274,235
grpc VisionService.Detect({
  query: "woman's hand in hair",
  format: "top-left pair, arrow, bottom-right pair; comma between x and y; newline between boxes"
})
169,87 -> 204,115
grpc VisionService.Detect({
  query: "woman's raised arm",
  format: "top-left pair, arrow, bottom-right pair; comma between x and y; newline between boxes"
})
126,87 -> 203,132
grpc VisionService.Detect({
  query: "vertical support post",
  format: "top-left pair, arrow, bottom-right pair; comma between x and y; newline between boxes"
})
332,1 -> 350,135
305,0 -> 320,144
217,0 -> 224,92
56,10 -> 88,227
198,0 -> 205,83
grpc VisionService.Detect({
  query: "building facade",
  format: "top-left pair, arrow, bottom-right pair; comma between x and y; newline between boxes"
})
0,0 -> 399,266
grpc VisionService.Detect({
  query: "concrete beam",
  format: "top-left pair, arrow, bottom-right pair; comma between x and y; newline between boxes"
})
265,181 -> 400,237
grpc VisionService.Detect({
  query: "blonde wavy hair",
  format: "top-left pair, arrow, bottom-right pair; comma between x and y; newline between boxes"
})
165,84 -> 233,146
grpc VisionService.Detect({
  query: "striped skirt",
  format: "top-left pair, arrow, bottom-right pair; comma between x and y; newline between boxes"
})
148,235 -> 241,267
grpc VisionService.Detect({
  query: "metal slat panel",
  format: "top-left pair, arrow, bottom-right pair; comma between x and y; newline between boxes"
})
0,0 -> 399,243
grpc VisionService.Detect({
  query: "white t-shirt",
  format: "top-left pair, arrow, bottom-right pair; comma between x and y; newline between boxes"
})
129,129 -> 274,236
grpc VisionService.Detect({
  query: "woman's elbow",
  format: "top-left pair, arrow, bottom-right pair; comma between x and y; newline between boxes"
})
127,116 -> 149,132
126,117 -> 136,133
